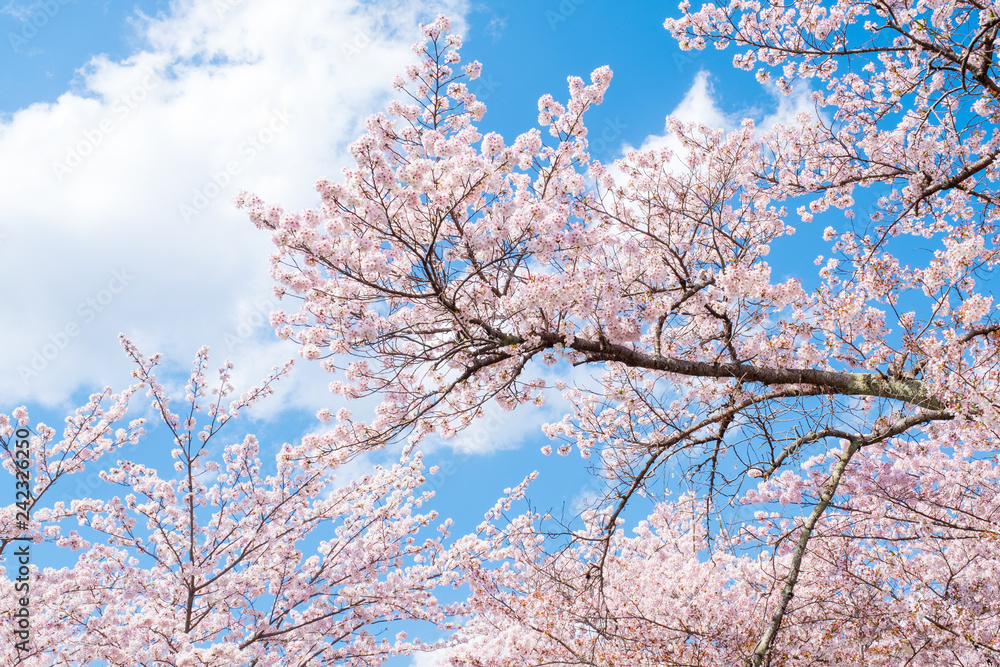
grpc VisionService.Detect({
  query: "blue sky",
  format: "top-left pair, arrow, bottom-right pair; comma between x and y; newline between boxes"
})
0,0 -> 790,404
0,0 -> 811,662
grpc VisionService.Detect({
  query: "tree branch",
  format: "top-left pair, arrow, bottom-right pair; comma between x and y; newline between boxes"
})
523,332 -> 948,410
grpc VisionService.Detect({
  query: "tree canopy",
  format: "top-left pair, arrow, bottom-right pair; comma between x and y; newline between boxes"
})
5,3 -> 1000,665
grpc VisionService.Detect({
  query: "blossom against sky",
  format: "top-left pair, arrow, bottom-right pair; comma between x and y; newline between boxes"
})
1,5 -> 811,661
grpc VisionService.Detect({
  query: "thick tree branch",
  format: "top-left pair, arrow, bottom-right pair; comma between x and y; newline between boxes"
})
749,436 -> 861,667
518,332 -> 948,410
749,408 -> 950,665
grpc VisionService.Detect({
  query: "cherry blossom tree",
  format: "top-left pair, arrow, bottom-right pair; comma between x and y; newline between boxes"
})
240,8 -> 1000,666
0,336 -> 457,666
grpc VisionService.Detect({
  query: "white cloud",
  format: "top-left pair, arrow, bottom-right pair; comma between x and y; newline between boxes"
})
758,77 -> 818,131
0,1 -> 36,21
443,399 -> 541,455
0,0 -> 468,412
616,70 -> 731,161
621,69 -> 816,157
670,69 -> 732,131
410,647 -> 449,667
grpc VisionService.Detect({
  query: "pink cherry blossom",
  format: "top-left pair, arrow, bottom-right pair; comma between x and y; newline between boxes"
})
0,336 -> 457,666
241,9 -> 1000,665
